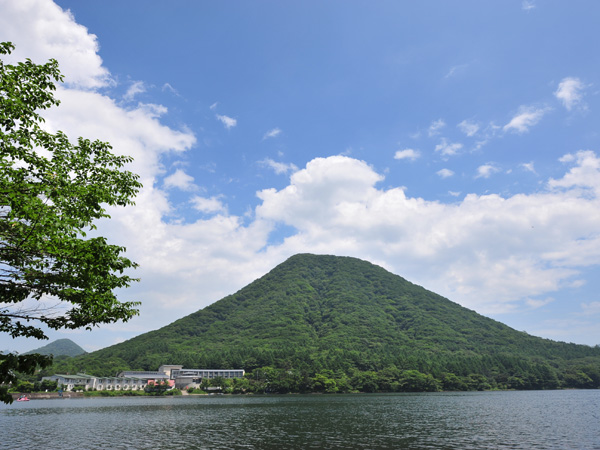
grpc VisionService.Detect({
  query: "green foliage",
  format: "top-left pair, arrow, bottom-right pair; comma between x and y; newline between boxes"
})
0,42 -> 141,403
37,379 -> 58,392
51,254 -> 600,392
144,380 -> 171,395
165,388 -> 182,396
14,380 -> 34,393
84,389 -> 145,397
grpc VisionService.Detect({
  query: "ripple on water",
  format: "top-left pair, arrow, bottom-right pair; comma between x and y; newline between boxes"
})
1,391 -> 599,450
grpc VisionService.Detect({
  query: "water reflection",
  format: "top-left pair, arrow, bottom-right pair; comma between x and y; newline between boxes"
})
1,390 -> 599,449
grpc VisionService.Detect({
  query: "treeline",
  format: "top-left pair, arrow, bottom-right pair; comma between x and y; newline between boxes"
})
47,343 -> 600,393
42,254 -> 600,393
201,364 -> 600,394
7,379 -> 58,394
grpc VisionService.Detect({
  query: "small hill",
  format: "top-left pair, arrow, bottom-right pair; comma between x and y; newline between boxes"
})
25,338 -> 86,357
54,254 -> 600,391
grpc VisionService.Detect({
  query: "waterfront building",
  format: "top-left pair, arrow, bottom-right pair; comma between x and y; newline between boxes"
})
43,366 -> 244,392
42,374 -> 97,391
171,369 -> 245,390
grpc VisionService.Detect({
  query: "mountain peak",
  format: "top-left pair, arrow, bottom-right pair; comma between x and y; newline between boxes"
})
53,254 -> 600,390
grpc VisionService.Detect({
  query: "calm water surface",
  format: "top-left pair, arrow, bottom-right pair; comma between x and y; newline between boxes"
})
1,390 -> 599,449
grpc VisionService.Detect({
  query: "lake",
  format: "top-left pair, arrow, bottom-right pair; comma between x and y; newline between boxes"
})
1,390 -> 599,449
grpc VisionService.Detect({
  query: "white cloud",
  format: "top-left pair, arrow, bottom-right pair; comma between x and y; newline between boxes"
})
216,114 -> 237,129
263,128 -> 282,140
457,120 -> 479,137
0,0 -> 110,89
435,138 -> 463,156
554,77 -> 586,111
162,83 -> 180,96
191,196 -> 226,214
164,169 -> 197,191
428,119 -> 446,137
5,0 -> 600,351
525,297 -> 554,309
394,149 -> 421,161
581,301 -> 600,316
124,81 -> 146,101
437,168 -> 454,178
259,158 -> 298,175
549,150 -> 600,193
253,153 -> 600,315
210,102 -> 218,110
522,0 -> 536,11
520,162 -> 536,174
136,103 -> 168,119
503,106 -> 550,134
476,164 -> 500,179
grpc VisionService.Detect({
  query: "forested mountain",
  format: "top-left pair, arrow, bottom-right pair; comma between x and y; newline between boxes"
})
53,254 -> 600,392
25,339 -> 86,357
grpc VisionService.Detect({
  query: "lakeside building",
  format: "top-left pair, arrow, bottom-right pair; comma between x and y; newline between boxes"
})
43,374 -> 147,391
43,366 -> 245,392
171,369 -> 246,390
118,365 -> 183,380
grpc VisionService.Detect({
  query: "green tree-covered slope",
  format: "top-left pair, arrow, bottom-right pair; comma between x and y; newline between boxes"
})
54,254 -> 600,391
24,339 -> 86,358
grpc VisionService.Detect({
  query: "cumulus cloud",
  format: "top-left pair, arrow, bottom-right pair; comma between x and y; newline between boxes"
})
428,119 -> 446,137
191,196 -> 226,214
0,0 -> 110,89
259,158 -> 298,175
216,114 -> 237,129
5,0 -> 600,350
263,128 -> 282,140
549,150 -> 600,193
437,168 -> 454,178
435,138 -> 463,156
164,169 -> 198,191
476,164 -> 500,179
503,106 -> 550,134
457,120 -> 480,137
253,153 -> 600,315
394,149 -> 421,161
554,77 -> 586,111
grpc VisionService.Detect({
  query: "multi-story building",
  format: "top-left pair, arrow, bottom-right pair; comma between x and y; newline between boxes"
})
171,369 -> 245,390
42,374 -> 147,391
43,366 -> 245,392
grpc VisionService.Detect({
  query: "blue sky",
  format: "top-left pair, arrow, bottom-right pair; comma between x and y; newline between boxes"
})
2,0 -> 600,353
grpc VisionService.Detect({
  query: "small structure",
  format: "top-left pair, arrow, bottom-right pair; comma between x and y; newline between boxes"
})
171,369 -> 245,390
42,374 -> 97,391
43,366 -> 244,392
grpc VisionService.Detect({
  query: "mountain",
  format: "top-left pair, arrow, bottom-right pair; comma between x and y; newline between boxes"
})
25,338 -> 86,357
53,254 -> 600,391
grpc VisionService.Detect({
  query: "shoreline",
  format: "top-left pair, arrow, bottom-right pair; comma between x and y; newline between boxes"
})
11,392 -> 84,400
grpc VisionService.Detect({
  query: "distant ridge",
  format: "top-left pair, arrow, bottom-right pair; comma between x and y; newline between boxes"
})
25,338 -> 86,357
53,254 -> 600,391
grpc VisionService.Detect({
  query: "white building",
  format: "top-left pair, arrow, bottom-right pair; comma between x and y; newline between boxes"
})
43,366 -> 245,392
171,369 -> 245,390
42,374 -> 146,391
42,374 -> 96,391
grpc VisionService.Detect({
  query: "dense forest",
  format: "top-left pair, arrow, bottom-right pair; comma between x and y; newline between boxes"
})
49,254 -> 600,392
